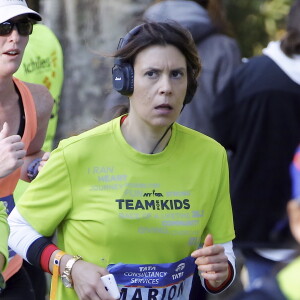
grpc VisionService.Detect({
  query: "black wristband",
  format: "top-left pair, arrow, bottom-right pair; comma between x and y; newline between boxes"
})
26,236 -> 53,268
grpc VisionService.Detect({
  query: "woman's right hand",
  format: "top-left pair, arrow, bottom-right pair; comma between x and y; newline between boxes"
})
71,260 -> 116,300
0,122 -> 25,178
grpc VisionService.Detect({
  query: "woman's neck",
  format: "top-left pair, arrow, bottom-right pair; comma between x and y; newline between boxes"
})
0,77 -> 16,101
0,78 -> 21,135
120,115 -> 173,154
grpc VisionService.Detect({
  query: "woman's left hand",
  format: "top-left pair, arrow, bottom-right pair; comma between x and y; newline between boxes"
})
38,152 -> 50,172
71,260 -> 115,300
191,234 -> 229,288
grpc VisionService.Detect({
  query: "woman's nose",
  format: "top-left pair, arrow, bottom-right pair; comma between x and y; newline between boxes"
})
159,76 -> 172,95
8,27 -> 20,42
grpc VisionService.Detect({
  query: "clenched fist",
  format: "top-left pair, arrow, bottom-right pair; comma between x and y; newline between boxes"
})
0,122 -> 26,178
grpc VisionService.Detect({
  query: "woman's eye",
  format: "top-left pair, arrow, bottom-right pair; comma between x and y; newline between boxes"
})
146,71 -> 156,77
172,70 -> 183,78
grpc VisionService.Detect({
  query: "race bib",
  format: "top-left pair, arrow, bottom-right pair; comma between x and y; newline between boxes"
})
108,256 -> 196,300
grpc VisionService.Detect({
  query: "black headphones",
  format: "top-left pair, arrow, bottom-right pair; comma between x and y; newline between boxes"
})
112,24 -> 196,104
112,25 -> 142,96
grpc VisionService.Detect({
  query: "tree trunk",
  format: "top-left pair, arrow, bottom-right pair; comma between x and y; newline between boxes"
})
40,0 -> 152,144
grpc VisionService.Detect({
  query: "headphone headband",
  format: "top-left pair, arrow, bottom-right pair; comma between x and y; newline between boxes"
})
117,24 -> 143,51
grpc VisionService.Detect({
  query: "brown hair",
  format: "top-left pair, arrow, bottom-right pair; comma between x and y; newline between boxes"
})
281,0 -> 300,57
153,0 -> 233,36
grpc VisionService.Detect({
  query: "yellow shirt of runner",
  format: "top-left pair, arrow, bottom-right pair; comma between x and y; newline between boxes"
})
277,256 -> 300,300
0,202 -> 9,270
17,117 -> 235,299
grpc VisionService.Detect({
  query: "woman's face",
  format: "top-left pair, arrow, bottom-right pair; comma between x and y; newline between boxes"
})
129,44 -> 188,130
0,16 -> 29,78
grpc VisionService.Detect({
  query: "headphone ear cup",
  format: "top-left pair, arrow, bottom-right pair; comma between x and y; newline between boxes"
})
112,63 -> 134,95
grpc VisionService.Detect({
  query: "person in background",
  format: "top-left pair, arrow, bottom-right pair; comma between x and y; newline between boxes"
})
0,202 -> 9,295
10,10 -> 64,298
230,145 -> 300,300
102,0 -> 241,139
211,0 -> 300,292
14,23 -> 64,153
0,0 -> 53,298
10,11 -> 64,299
8,21 -> 235,300
13,23 -> 64,300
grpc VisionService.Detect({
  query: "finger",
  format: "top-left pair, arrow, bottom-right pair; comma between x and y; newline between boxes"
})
38,161 -> 47,172
197,234 -> 218,276
15,149 -> 26,160
11,150 -> 26,168
12,141 -> 25,152
6,154 -> 25,171
0,122 -> 9,139
95,280 -> 115,300
200,271 -> 222,281
5,134 -> 22,144
203,234 -> 214,248
38,162 -> 44,172
191,234 -> 214,258
198,260 -> 228,273
42,152 -> 51,161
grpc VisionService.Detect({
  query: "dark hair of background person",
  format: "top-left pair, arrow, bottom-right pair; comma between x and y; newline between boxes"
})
281,0 -> 300,57
112,21 -> 201,116
25,0 -> 39,13
154,0 -> 234,36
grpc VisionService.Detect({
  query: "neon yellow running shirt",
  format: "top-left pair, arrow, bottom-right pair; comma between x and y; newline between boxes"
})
0,202 -> 8,270
277,256 -> 300,300
17,117 -> 235,300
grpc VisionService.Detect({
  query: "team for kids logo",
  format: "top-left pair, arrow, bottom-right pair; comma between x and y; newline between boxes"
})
115,190 -> 190,211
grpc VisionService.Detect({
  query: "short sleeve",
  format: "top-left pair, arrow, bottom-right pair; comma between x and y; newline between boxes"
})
201,149 -> 235,244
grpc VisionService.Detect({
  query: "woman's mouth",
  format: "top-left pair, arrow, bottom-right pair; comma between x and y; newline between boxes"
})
155,104 -> 172,110
4,49 -> 20,56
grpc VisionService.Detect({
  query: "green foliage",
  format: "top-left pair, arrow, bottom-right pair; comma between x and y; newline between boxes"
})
225,0 -> 294,57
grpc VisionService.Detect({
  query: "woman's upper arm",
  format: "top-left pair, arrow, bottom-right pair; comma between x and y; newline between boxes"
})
8,207 -> 42,261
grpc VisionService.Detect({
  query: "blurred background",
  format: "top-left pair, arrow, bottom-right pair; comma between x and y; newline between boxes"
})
25,0 -> 294,145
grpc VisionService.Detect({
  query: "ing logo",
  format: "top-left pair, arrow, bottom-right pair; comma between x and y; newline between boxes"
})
143,189 -> 163,197
175,263 -> 185,272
